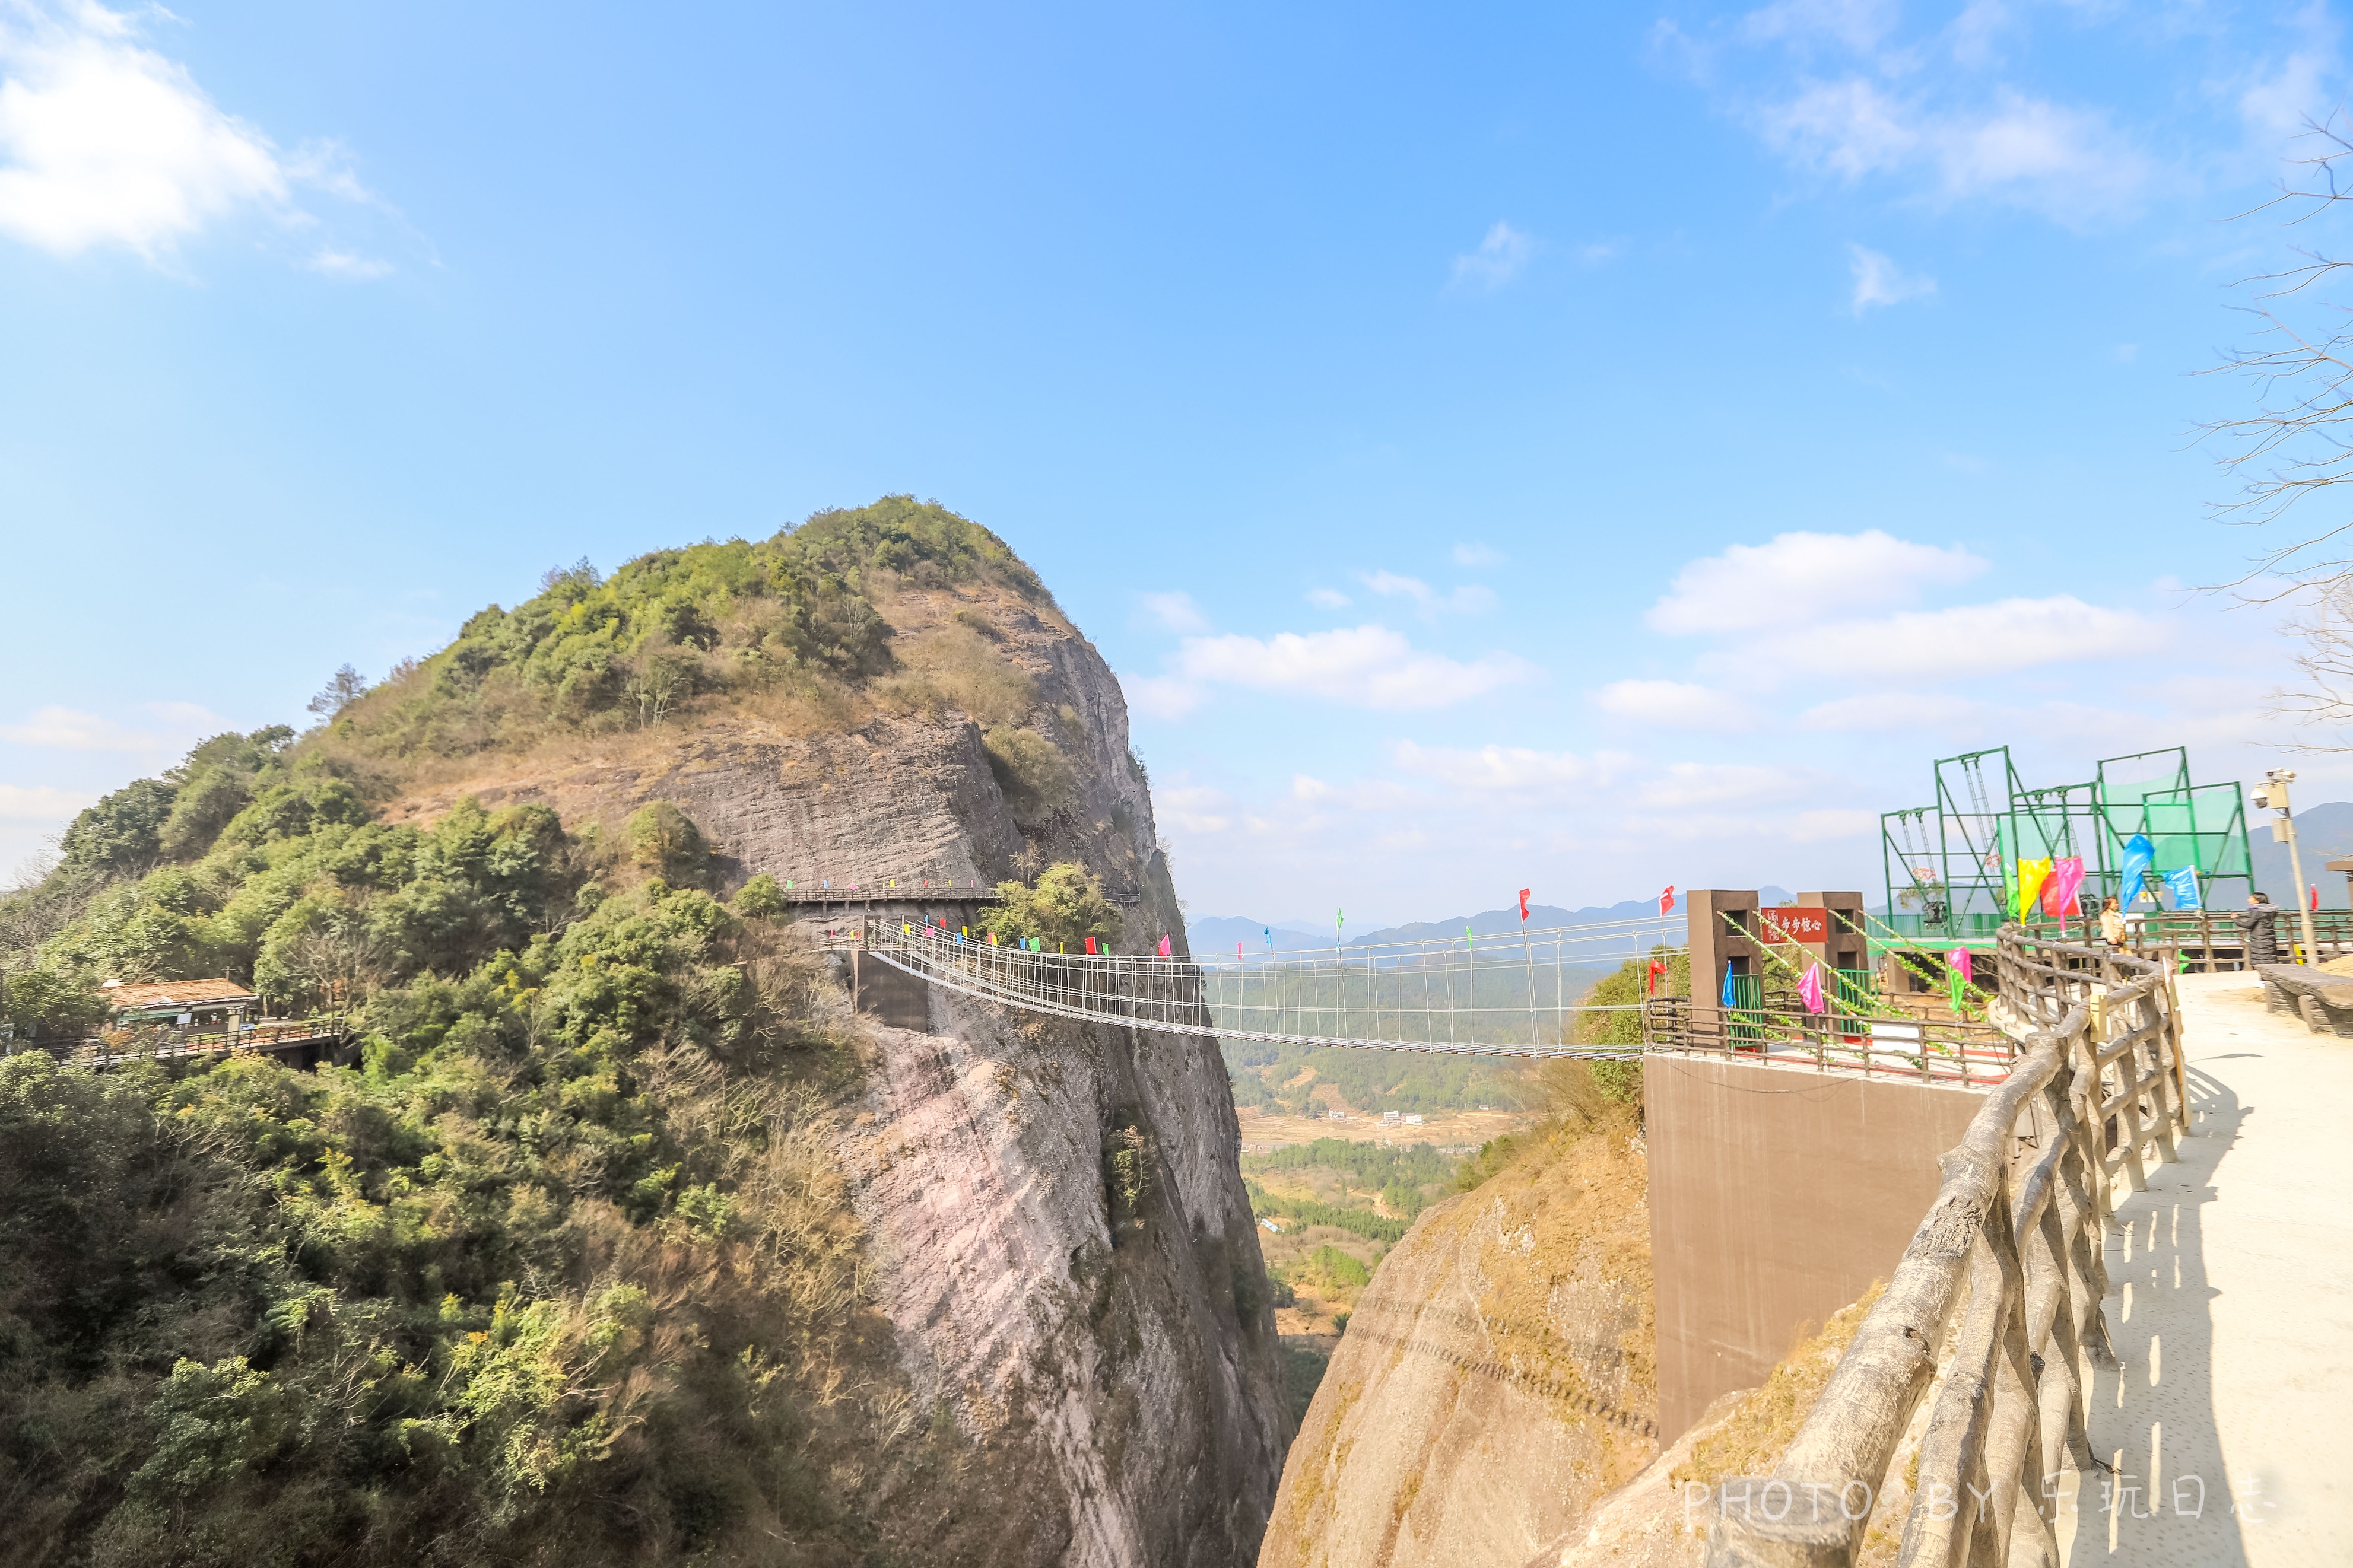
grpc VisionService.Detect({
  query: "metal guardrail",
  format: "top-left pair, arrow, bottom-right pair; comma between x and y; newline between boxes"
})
1643,995 -> 2018,1086
1701,927 -> 2186,1567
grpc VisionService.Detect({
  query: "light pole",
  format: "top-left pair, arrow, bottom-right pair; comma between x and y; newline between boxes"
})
2253,769 -> 2320,965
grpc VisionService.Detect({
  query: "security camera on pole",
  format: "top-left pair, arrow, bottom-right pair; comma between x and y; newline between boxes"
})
2252,769 -> 2319,965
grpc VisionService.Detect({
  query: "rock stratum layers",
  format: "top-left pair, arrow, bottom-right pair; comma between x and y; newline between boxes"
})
1260,1119 -> 1658,1568
385,575 -> 1291,1566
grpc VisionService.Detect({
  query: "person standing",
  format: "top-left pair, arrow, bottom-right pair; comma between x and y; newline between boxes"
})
2237,892 -> 2281,967
2100,895 -> 2129,948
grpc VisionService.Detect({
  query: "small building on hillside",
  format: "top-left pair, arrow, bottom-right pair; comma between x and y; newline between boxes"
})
101,978 -> 259,1031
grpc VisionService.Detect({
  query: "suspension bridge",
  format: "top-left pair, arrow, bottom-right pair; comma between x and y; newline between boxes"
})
839,912 -> 1689,1058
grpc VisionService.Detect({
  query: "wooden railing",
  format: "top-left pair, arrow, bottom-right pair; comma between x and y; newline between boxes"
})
1702,928 -> 2186,1567
8,1015 -> 351,1068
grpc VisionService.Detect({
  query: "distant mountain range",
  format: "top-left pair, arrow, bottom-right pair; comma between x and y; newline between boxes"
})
1188,886 -> 1794,956
1189,805 -> 2353,952
2251,800 -> 2353,908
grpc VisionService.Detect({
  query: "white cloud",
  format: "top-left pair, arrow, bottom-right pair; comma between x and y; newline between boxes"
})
1743,0 -> 1898,54
1948,0 -> 2009,69
2236,18 -> 2338,142
0,700 -> 228,752
305,247 -> 392,280
1157,784 -> 1232,833
1796,691 -> 1991,731
1760,78 -> 2146,220
1120,673 -> 1205,721
1139,590 -> 1208,632
1170,625 -> 1535,710
1649,529 -> 1984,634
0,783 -> 92,819
1390,740 -> 1632,796
1764,78 -> 1917,177
1849,243 -> 1935,313
1647,761 -> 1815,809
4,704 -> 160,750
1782,595 -> 2155,678
1306,587 -> 1352,609
1450,221 -> 1533,291
1592,679 -> 1755,731
0,2 -> 392,268
1452,542 -> 1504,567
1360,570 -> 1497,616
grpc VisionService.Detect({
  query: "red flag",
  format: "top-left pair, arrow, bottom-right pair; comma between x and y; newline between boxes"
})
1518,888 -> 1530,921
2314,884 -> 2322,912
1157,934 -> 1172,958
1659,885 -> 1675,915
1647,960 -> 1665,996
1084,936 -> 1097,955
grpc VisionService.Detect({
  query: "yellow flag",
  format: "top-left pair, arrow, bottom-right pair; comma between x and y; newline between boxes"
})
2016,857 -> 2053,921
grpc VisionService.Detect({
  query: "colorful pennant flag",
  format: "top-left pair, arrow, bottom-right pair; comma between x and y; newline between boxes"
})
1085,936 -> 1097,955
2163,867 -> 2202,911
2015,857 -> 2053,921
1798,962 -> 1826,1014
2118,834 -> 2154,908
1518,888 -> 1531,921
2044,857 -> 2085,919
1659,885 -> 1675,915
1157,934 -> 1172,958
1721,962 -> 1738,1009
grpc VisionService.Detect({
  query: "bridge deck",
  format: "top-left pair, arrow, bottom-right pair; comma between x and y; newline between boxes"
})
2054,969 -> 2353,1565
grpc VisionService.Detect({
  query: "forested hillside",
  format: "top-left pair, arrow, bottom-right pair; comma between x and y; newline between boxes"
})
0,501 -> 1152,1567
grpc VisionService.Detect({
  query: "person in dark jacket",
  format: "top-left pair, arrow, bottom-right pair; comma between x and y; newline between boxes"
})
2237,892 -> 2281,965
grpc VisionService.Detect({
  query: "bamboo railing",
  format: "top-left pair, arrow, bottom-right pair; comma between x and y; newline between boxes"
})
1702,928 -> 2186,1567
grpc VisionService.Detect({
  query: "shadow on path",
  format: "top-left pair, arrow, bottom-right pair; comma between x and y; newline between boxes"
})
2058,1063 -> 2249,1565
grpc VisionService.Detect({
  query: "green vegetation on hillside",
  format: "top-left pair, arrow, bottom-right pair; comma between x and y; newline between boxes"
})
1243,1180 -> 1405,1246
1570,944 -> 1687,1106
0,733 -> 971,1564
316,498 -> 1045,764
1243,1137 -> 1453,1223
1222,1038 -> 1530,1117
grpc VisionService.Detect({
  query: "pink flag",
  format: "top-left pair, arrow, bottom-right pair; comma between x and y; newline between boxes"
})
2313,884 -> 2322,912
1659,885 -> 1675,915
1798,963 -> 1827,1014
1948,947 -> 1973,987
2043,857 -> 2085,918
1237,942 -> 1244,962
1157,934 -> 1171,959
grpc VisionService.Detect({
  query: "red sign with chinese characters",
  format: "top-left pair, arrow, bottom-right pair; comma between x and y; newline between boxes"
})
1757,907 -> 1831,944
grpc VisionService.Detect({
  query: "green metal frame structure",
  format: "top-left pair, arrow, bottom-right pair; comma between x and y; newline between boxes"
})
1881,745 -> 2254,942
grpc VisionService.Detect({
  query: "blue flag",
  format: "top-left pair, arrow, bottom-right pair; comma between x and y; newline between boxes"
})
1722,962 -> 1739,1009
2118,833 -> 2154,908
2163,866 -> 2202,911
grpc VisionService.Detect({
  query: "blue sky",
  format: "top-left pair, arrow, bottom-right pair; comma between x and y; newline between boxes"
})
4,0 -> 2350,924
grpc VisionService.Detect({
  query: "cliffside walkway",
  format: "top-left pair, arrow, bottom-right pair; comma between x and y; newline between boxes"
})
2046,968 -> 2353,1566
1697,933 -> 2352,1568
844,914 -> 1683,1056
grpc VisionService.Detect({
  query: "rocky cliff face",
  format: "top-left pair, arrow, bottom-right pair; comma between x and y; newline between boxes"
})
1260,1114 -> 1657,1568
383,576 -> 1291,1564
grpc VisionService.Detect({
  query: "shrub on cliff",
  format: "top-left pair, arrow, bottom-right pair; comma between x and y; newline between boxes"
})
977,861 -> 1122,950
1573,944 -> 1687,1105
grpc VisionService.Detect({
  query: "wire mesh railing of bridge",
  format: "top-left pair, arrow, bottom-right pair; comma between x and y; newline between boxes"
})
849,913 -> 1691,1057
